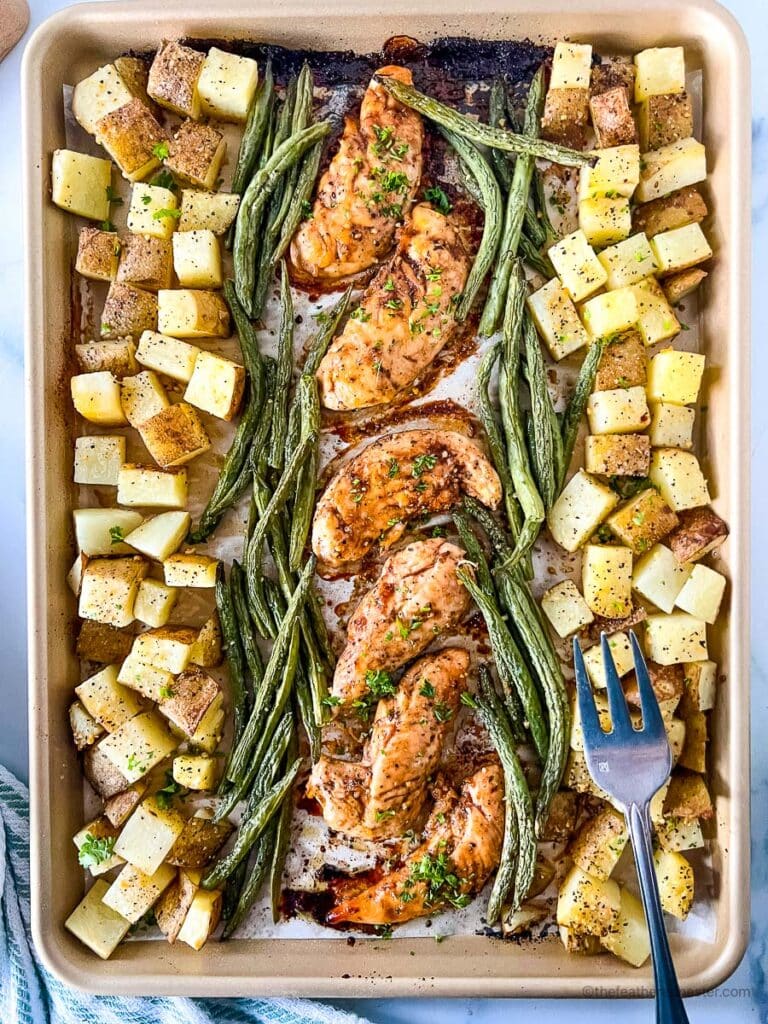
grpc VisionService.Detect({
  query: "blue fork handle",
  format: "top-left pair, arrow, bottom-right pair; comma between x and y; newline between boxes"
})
626,802 -> 691,1024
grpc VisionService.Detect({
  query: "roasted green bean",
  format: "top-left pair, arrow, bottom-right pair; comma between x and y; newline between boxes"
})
523,312 -> 560,509
230,62 -> 275,197
559,337 -> 608,492
268,267 -> 295,471
270,725 -> 299,922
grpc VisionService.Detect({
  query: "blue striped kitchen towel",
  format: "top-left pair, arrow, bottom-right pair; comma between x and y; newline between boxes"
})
0,762 -> 370,1024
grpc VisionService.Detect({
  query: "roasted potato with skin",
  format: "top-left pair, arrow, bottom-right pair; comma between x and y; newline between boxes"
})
631,185 -> 708,238
538,789 -> 580,842
76,228 -> 120,281
103,782 -> 147,828
156,868 -> 201,943
76,619 -> 134,664
570,806 -> 628,880
69,699 -> 105,751
166,816 -> 233,869
590,57 -> 635,99
83,742 -> 131,799
623,661 -> 684,710
541,87 -> 590,149
589,87 -> 638,148
159,665 -> 221,736
639,92 -> 693,151
75,339 -> 138,379
100,282 -> 158,340
594,329 -> 647,392
664,770 -> 714,820
663,267 -> 707,304
668,506 -> 729,564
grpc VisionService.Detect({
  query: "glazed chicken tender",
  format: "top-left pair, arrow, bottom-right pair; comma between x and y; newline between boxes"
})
311,429 -> 502,568
289,65 -> 424,285
308,649 -> 469,839
317,203 -> 471,410
327,761 -> 504,924
331,539 -> 473,710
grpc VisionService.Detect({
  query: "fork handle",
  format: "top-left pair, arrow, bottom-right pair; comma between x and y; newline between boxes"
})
626,802 -> 691,1024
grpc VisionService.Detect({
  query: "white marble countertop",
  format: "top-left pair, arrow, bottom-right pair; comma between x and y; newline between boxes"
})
2,1 -> 764,1019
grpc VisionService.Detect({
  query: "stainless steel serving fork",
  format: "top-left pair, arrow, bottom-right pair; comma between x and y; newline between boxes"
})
573,630 -> 690,1024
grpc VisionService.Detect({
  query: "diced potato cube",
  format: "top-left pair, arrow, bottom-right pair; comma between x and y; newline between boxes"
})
126,182 -> 179,240
590,57 -> 636,100
51,149 -> 112,221
630,276 -> 680,346
139,403 -> 211,468
571,807 -> 628,880
649,403 -> 695,449
647,349 -> 706,407
177,888 -> 222,950
133,625 -> 197,674
547,470 -> 619,552
76,663 -> 141,735
597,233 -> 656,289
71,372 -> 127,426
198,47 -> 259,121
115,796 -> 186,876
651,222 -> 712,275
541,87 -> 589,149
550,41 -> 592,90
100,281 -> 158,339
184,349 -> 245,420
99,711 -> 178,783
155,868 -> 201,943
578,145 -> 640,200
556,866 -> 621,936
178,190 -> 240,234
83,743 -> 131,799
634,47 -> 685,102
632,185 -> 708,239
136,330 -> 200,382
578,196 -> 632,247
639,92 -> 693,151
663,267 -> 707,304
664,770 -> 714,820
583,631 -> 634,689
73,508 -> 144,556
582,544 -> 633,617
668,506 -> 728,564
589,87 -> 638,149
133,578 -> 178,628
120,370 -> 170,428
606,487 -> 679,555
157,289 -> 230,338
72,63 -> 134,135
678,709 -> 707,772
159,665 -> 220,735
95,98 -> 168,181
76,619 -> 134,664
124,510 -> 191,561
558,925 -> 603,955
166,816 -> 232,871
189,691 -> 225,753
650,449 -> 710,512
645,612 -> 708,665
653,849 -> 694,919
548,230 -> 607,303
74,435 -> 126,486
113,55 -> 153,106
632,543 -> 693,613
587,385 -> 650,434
526,278 -> 589,361
595,329 -> 647,391
65,878 -> 132,959
656,816 -> 705,853
117,234 -> 174,292
73,816 -> 124,876
600,887 -> 650,967
584,434 -> 650,477
163,553 -> 219,588
674,563 -> 726,624
102,862 -> 176,924
76,227 -> 120,281
75,339 -> 137,378
541,579 -> 594,638
165,121 -> 226,191
679,660 -> 717,715
117,464 -> 189,509
580,287 -> 638,339
173,754 -> 218,790
172,230 -> 222,288
636,138 -> 707,203
79,556 -> 148,627
67,553 -> 88,596
69,699 -> 105,750
117,653 -> 175,702
147,40 -> 205,119
190,615 -> 223,668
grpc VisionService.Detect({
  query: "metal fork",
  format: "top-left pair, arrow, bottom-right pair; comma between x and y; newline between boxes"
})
573,630 -> 690,1024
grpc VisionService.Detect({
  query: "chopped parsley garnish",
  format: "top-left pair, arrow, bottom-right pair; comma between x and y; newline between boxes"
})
412,453 -> 437,477
152,141 -> 170,160
126,752 -> 149,774
372,125 -> 409,160
432,701 -> 453,723
77,833 -> 116,870
460,691 -> 478,708
300,199 -> 313,219
152,207 -> 181,222
419,679 -> 436,698
385,297 -> 403,311
350,307 -> 371,322
430,525 -> 446,538
321,694 -> 342,707
387,458 -> 400,478
155,770 -> 182,810
99,220 -> 115,232
365,669 -> 397,698
383,277 -> 396,292
109,526 -> 125,545
373,168 -> 409,193
105,186 -> 123,205
350,476 -> 365,503
401,852 -> 469,909
375,808 -> 397,822
426,266 -> 443,282
423,186 -> 452,215
140,193 -> 153,206
379,202 -> 403,219
595,524 -> 613,544
150,169 -> 177,191
415,480 -> 428,493
158,684 -> 174,700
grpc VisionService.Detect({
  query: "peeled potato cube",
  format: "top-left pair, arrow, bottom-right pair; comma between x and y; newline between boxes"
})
634,47 -> 686,102
198,47 -> 259,121
74,435 -> 126,486
557,866 -> 621,937
72,63 -> 134,135
645,612 -> 708,665
547,469 -> 619,552
582,543 -> 633,617
102,862 -> 177,924
163,553 -> 219,588
165,121 -> 226,191
133,625 -> 198,674
157,289 -> 230,339
133,578 -> 178,628
632,543 -> 693,613
578,196 -> 632,247
177,888 -> 223,950
184,350 -> 245,420
653,849 -> 694,919
583,631 -> 634,689
650,222 -> 712,275
124,510 -> 191,561
100,282 -> 158,340
586,385 -> 650,435
550,41 -> 592,90
541,579 -> 594,638
597,233 -> 656,289
580,287 -> 638,339
630,276 -> 680,345
51,149 -> 112,221
136,330 -> 200,383
548,229 -> 607,303
117,652 -> 175,701
178,190 -> 240,234
120,370 -> 170,428
577,145 -> 640,200
650,449 -> 710,512
636,138 -> 706,203
73,507 -> 144,556
172,230 -> 222,288
99,711 -> 178,784
139,402 -> 211,468
127,182 -> 179,240
76,227 -> 120,282
75,664 -> 143,733
173,754 -> 218,790
527,278 -> 589,361
674,563 -> 726,624
600,887 -> 650,967
649,403 -> 695,449
647,349 -> 705,406
117,464 -> 189,509
71,372 -> 127,426
584,433 -> 650,477
114,797 -> 186,876
147,40 -> 205,119
65,878 -> 132,959
79,556 -> 148,628
190,692 -> 225,753
95,98 -> 168,182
